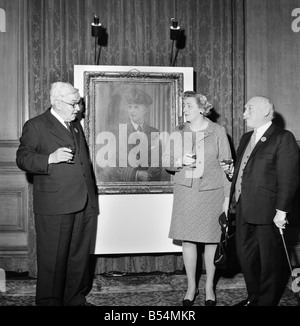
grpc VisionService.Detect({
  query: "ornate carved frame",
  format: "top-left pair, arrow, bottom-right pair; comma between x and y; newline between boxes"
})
83,69 -> 186,194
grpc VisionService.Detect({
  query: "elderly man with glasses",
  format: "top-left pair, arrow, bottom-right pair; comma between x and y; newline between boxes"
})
16,82 -> 99,306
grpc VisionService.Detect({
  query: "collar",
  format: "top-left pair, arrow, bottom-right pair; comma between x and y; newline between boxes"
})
130,120 -> 143,131
50,107 -> 69,129
254,121 -> 272,144
184,118 -> 213,136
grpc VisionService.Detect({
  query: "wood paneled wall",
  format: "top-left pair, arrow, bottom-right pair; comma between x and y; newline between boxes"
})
246,0 -> 300,265
246,0 -> 300,140
0,0 -> 299,273
0,0 -> 29,271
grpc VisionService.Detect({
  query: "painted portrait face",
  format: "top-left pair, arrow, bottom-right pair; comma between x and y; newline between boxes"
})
127,103 -> 147,125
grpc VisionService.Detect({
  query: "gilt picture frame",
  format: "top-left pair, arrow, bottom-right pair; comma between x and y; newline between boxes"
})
80,66 -> 193,194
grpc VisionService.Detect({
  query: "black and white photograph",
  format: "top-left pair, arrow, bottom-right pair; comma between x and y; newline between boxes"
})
0,0 -> 299,312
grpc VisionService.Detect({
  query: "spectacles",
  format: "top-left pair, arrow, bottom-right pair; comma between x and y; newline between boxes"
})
59,99 -> 81,108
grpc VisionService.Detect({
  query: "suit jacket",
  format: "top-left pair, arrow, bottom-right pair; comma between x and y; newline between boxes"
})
230,124 -> 299,224
16,108 -> 99,215
163,120 -> 232,195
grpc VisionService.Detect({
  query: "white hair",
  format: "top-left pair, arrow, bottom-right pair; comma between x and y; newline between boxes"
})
50,82 -> 79,105
258,96 -> 275,119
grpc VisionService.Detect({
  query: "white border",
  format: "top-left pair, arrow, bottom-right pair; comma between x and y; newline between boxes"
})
74,65 -> 193,254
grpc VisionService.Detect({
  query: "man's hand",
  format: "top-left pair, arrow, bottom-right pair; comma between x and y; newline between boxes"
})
136,170 -> 150,181
48,147 -> 73,164
220,160 -> 234,178
273,210 -> 288,229
182,153 -> 197,168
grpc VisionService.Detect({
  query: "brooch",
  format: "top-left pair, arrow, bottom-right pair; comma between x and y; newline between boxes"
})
74,127 -> 78,133
261,137 -> 266,142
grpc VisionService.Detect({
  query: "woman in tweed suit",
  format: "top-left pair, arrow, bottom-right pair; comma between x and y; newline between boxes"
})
163,91 -> 232,306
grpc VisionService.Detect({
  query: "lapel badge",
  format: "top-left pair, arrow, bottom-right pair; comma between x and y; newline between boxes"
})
261,136 -> 266,142
74,127 -> 78,133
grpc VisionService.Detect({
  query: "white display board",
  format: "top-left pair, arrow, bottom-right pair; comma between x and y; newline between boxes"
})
94,194 -> 181,254
74,65 -> 193,254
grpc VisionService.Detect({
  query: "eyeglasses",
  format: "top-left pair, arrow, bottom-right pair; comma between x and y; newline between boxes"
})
59,99 -> 81,108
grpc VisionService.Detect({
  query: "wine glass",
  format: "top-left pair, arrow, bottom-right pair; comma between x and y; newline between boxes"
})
221,159 -> 233,175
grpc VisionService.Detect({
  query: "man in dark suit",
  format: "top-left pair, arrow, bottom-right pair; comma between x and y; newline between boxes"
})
224,96 -> 299,306
16,82 -> 99,306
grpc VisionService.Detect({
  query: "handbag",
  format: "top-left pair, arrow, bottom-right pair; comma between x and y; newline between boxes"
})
214,211 -> 236,270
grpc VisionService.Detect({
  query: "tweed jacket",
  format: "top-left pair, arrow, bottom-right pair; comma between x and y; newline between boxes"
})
163,119 -> 232,196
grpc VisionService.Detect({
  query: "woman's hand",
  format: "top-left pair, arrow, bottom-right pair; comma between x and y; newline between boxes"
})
182,153 -> 197,167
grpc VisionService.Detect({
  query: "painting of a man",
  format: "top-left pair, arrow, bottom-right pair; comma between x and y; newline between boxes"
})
98,87 -> 169,184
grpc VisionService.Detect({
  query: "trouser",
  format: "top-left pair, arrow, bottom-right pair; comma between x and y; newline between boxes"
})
235,199 -> 288,306
34,198 -> 97,306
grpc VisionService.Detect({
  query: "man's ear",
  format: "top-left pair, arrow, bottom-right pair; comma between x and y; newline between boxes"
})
54,99 -> 62,111
263,105 -> 271,117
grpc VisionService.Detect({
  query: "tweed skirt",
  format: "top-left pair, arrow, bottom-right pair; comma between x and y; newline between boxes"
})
169,179 -> 224,243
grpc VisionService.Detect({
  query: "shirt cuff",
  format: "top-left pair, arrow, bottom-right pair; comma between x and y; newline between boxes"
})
276,209 -> 287,214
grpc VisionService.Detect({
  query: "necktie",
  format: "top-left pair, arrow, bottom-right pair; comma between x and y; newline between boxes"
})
137,125 -> 143,132
250,129 -> 257,151
64,121 -> 71,131
235,131 -> 257,202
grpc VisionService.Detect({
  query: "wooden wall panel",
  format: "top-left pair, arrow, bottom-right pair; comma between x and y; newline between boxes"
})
246,0 -> 300,265
0,0 -> 28,272
0,0 -> 27,142
0,172 -> 29,272
246,0 -> 300,140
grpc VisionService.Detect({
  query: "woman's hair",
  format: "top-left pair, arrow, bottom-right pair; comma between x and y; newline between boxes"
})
182,91 -> 213,116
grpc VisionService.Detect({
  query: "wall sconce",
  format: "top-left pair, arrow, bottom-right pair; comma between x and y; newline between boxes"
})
169,18 -> 180,66
91,15 -> 103,65
97,26 -> 108,65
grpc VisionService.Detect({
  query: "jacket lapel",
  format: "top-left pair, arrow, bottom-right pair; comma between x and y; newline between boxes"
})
249,124 -> 276,159
70,120 -> 81,151
45,109 -> 75,145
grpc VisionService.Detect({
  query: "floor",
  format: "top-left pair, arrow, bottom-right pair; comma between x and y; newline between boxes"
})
0,270 -> 299,307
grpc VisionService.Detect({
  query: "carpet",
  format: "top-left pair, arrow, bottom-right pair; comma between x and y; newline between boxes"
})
0,271 -> 299,307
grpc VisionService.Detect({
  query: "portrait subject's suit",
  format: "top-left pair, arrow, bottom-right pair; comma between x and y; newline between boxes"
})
101,120 -> 163,182
118,120 -> 162,181
16,108 -> 99,305
230,123 -> 299,305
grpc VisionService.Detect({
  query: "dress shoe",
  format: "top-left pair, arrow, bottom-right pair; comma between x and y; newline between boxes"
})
182,289 -> 199,306
234,298 -> 257,306
205,299 -> 217,306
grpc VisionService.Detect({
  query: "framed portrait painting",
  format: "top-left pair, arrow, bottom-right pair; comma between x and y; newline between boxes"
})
77,66 -> 193,194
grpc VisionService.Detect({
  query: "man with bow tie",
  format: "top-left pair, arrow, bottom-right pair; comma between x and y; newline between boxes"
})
16,82 -> 99,306
223,96 -> 299,306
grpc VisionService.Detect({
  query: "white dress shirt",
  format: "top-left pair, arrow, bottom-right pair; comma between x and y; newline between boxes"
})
50,108 -> 69,130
